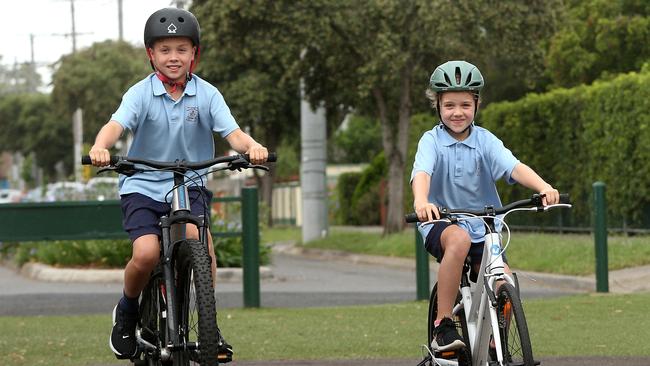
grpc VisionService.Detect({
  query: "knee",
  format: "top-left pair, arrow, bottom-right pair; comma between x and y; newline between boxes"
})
131,244 -> 159,271
442,230 -> 471,259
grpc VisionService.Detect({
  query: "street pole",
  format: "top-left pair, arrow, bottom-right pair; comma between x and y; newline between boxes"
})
117,0 -> 124,41
300,77 -> 328,243
73,108 -> 83,182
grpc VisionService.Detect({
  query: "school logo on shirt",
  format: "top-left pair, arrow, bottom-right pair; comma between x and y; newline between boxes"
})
185,106 -> 198,123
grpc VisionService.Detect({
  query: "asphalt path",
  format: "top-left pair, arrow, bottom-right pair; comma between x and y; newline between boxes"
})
0,253 -> 578,316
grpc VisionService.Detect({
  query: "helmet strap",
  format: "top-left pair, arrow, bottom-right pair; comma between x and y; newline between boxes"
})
154,71 -> 187,93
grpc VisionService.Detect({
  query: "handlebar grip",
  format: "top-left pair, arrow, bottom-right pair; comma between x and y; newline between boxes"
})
559,193 -> 571,204
243,152 -> 277,163
405,213 -> 419,223
81,155 -> 122,165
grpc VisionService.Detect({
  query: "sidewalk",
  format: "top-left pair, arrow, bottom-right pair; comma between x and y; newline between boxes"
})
271,241 -> 650,294
8,241 -> 650,294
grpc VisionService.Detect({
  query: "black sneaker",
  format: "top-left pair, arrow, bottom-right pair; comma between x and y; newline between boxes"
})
431,317 -> 466,352
217,330 -> 234,363
109,304 -> 139,359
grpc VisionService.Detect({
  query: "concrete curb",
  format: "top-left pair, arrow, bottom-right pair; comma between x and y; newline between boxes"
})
19,262 -> 273,284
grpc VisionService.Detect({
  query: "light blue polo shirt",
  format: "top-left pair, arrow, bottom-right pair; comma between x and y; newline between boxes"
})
410,123 -> 520,243
111,74 -> 239,203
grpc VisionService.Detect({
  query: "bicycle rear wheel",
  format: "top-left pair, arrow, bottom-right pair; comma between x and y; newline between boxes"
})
496,283 -> 534,366
428,283 -> 471,366
175,239 -> 219,366
139,270 -> 170,365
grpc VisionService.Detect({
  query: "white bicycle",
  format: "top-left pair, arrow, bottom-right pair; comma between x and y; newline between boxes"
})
406,194 -> 571,366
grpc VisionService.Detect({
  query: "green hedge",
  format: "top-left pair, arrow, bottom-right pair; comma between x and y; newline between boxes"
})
480,68 -> 650,229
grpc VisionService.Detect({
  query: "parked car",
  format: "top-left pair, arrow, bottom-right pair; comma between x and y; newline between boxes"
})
0,189 -> 22,204
45,182 -> 86,202
85,177 -> 120,201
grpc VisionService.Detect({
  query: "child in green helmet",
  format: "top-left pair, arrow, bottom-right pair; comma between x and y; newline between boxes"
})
410,60 -> 559,352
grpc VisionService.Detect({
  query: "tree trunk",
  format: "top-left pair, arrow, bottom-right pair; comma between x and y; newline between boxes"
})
374,65 -> 412,235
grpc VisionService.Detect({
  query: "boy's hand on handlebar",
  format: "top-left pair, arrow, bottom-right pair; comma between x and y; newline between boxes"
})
414,200 -> 440,222
89,145 -> 112,167
540,186 -> 560,206
246,144 -> 268,165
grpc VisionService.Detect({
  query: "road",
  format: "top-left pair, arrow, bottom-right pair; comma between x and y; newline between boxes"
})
0,253 -> 578,316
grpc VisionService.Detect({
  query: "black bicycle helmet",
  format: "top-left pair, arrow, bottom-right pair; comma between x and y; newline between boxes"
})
144,8 -> 200,48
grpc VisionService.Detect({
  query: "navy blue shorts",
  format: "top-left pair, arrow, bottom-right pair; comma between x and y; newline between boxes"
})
120,187 -> 213,242
424,221 -> 507,265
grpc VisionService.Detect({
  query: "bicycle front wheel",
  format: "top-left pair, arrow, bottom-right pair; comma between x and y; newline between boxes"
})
496,283 -> 534,366
175,239 -> 219,366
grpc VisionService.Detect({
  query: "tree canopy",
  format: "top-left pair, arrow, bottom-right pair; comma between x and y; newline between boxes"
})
50,40 -> 150,144
546,0 -> 650,88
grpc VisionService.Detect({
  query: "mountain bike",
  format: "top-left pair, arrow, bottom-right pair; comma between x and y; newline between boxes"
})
82,153 -> 276,366
405,194 -> 571,366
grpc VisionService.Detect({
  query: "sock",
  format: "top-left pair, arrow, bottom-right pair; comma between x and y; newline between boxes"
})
434,319 -> 442,328
118,291 -> 139,314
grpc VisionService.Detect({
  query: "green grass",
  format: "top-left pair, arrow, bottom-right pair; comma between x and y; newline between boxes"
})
262,227 -> 650,275
2,293 -> 649,365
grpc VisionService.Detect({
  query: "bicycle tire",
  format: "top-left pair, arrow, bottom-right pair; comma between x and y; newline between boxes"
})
428,283 -> 472,366
496,283 -> 534,366
175,239 -> 219,366
139,270 -> 171,365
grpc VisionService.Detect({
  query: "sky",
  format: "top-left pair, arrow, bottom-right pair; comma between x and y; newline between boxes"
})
3,0 -> 177,87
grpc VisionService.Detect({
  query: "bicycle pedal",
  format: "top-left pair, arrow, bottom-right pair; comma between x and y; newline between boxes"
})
437,350 -> 457,359
217,352 -> 233,363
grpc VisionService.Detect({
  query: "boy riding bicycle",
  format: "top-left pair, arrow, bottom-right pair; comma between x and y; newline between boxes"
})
88,7 -> 268,361
411,60 -> 559,352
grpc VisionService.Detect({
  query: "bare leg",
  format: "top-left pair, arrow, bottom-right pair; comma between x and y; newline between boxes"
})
123,234 -> 160,298
436,226 -> 471,320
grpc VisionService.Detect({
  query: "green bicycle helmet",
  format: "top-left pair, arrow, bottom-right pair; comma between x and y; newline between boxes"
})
429,60 -> 484,94
429,61 -> 484,135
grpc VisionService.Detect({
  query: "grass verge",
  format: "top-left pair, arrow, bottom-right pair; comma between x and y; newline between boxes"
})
2,293 -> 649,365
263,227 -> 650,275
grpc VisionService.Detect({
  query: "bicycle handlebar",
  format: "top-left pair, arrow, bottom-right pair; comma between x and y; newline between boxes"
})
81,152 -> 277,170
404,193 -> 571,223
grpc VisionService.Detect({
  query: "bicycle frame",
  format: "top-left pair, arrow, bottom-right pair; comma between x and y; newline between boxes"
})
460,223 -> 514,366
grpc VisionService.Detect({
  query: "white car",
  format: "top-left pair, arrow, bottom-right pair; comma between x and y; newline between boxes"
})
45,182 -> 87,202
85,177 -> 120,201
0,189 -> 23,204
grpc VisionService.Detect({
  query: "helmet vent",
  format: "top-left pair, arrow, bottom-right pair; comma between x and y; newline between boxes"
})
160,17 -> 167,23
465,72 -> 473,86
178,17 -> 185,23
454,67 -> 462,84
443,73 -> 452,86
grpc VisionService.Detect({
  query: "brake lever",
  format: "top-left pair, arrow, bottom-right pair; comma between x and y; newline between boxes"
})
97,161 -> 139,177
249,164 -> 270,172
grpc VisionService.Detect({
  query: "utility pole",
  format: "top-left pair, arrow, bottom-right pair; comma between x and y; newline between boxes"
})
29,34 -> 35,64
117,0 -> 124,41
300,77 -> 329,243
173,0 -> 188,8
70,0 -> 77,53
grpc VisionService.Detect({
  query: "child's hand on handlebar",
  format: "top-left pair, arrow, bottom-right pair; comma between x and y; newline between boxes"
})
414,199 -> 440,223
89,145 -> 112,167
540,186 -> 560,206
246,144 -> 268,165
